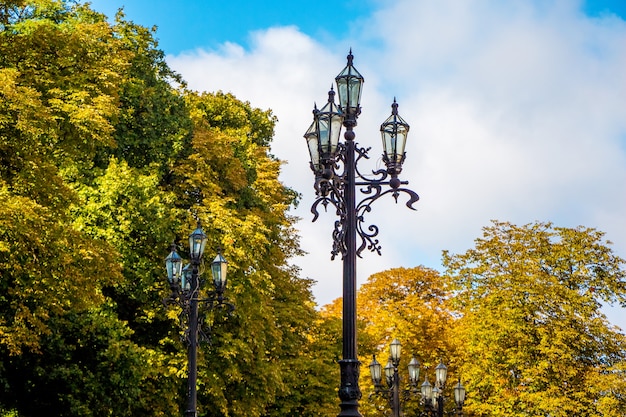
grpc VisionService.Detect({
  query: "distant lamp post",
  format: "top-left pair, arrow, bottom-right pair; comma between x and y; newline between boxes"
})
369,339 -> 421,417
370,339 -> 466,417
164,221 -> 233,417
305,50 -> 420,417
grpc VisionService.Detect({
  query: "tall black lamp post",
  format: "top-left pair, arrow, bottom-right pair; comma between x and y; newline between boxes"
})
304,51 -> 420,417
369,339 -> 466,417
164,222 -> 232,417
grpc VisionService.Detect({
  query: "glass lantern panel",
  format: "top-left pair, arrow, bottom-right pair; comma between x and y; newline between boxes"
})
316,100 -> 342,157
380,115 -> 409,162
189,224 -> 207,260
454,380 -> 466,405
384,360 -> 394,385
181,264 -> 192,292
389,338 -> 401,363
421,378 -> 433,400
335,64 -> 364,115
435,362 -> 448,387
211,253 -> 228,292
165,248 -> 182,284
408,357 -> 420,383
304,121 -> 320,171
369,357 -> 382,384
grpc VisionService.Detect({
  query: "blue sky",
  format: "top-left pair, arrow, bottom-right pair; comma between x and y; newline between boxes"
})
90,0 -> 375,54
89,0 -> 626,55
87,1 -> 626,328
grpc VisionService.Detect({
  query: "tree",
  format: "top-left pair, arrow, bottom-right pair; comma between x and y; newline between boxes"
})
356,266 -> 460,417
444,221 -> 626,417
169,91 -> 330,417
1,1 -> 336,415
316,266 -> 460,416
0,1 -> 179,415
0,0 -> 128,358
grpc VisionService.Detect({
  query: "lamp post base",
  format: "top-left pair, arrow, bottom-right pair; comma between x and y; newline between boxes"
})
337,359 -> 363,417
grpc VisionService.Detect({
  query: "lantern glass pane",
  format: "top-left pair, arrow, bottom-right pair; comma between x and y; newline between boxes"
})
211,253 -> 228,292
432,387 -> 440,407
181,264 -> 191,292
384,360 -> 394,385
335,63 -> 364,115
369,357 -> 382,385
304,121 -> 320,171
454,380 -> 466,405
189,224 -> 207,259
380,112 -> 410,163
435,362 -> 448,387
165,248 -> 182,284
408,357 -> 420,383
316,100 -> 342,157
421,379 -> 432,400
389,338 -> 401,363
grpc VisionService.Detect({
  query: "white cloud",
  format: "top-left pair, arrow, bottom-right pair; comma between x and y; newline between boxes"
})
166,1 -> 626,329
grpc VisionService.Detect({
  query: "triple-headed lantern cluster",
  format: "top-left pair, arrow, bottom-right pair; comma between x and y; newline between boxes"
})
304,51 -> 411,192
370,339 -> 466,417
165,222 -> 228,302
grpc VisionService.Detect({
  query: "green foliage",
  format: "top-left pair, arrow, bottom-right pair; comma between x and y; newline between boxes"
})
0,185 -> 120,356
0,2 -> 331,416
95,12 -> 192,176
444,221 -> 626,417
1,309 -> 154,417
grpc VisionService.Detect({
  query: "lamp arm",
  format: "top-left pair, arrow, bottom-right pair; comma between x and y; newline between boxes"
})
354,184 -> 420,257
311,141 -> 420,260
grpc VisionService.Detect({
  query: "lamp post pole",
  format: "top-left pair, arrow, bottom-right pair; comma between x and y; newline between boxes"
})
341,109 -> 360,417
187,257 -> 200,417
164,222 -> 231,417
304,51 -> 420,417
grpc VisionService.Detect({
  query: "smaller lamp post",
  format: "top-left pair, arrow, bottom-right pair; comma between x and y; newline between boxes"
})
369,339 -> 421,417
370,339 -> 466,417
164,221 -> 233,417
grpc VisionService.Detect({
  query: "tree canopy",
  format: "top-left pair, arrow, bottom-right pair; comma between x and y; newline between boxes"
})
319,222 -> 626,417
444,221 -> 626,417
0,1 -> 333,416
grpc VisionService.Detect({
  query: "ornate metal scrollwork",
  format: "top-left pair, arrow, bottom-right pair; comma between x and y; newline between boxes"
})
311,142 -> 420,260
163,283 -> 234,346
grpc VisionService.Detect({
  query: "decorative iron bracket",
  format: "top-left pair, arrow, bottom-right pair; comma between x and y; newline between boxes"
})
311,142 -> 419,260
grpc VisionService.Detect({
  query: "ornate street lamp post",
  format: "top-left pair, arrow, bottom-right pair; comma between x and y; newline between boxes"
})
164,222 -> 233,417
304,51 -> 420,417
369,339 -> 466,417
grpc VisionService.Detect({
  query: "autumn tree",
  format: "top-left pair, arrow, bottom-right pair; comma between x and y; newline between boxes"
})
1,1 -> 330,416
356,266 -> 460,417
317,266 -> 461,416
0,1 -> 171,415
166,90 -> 332,417
444,221 -> 626,417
